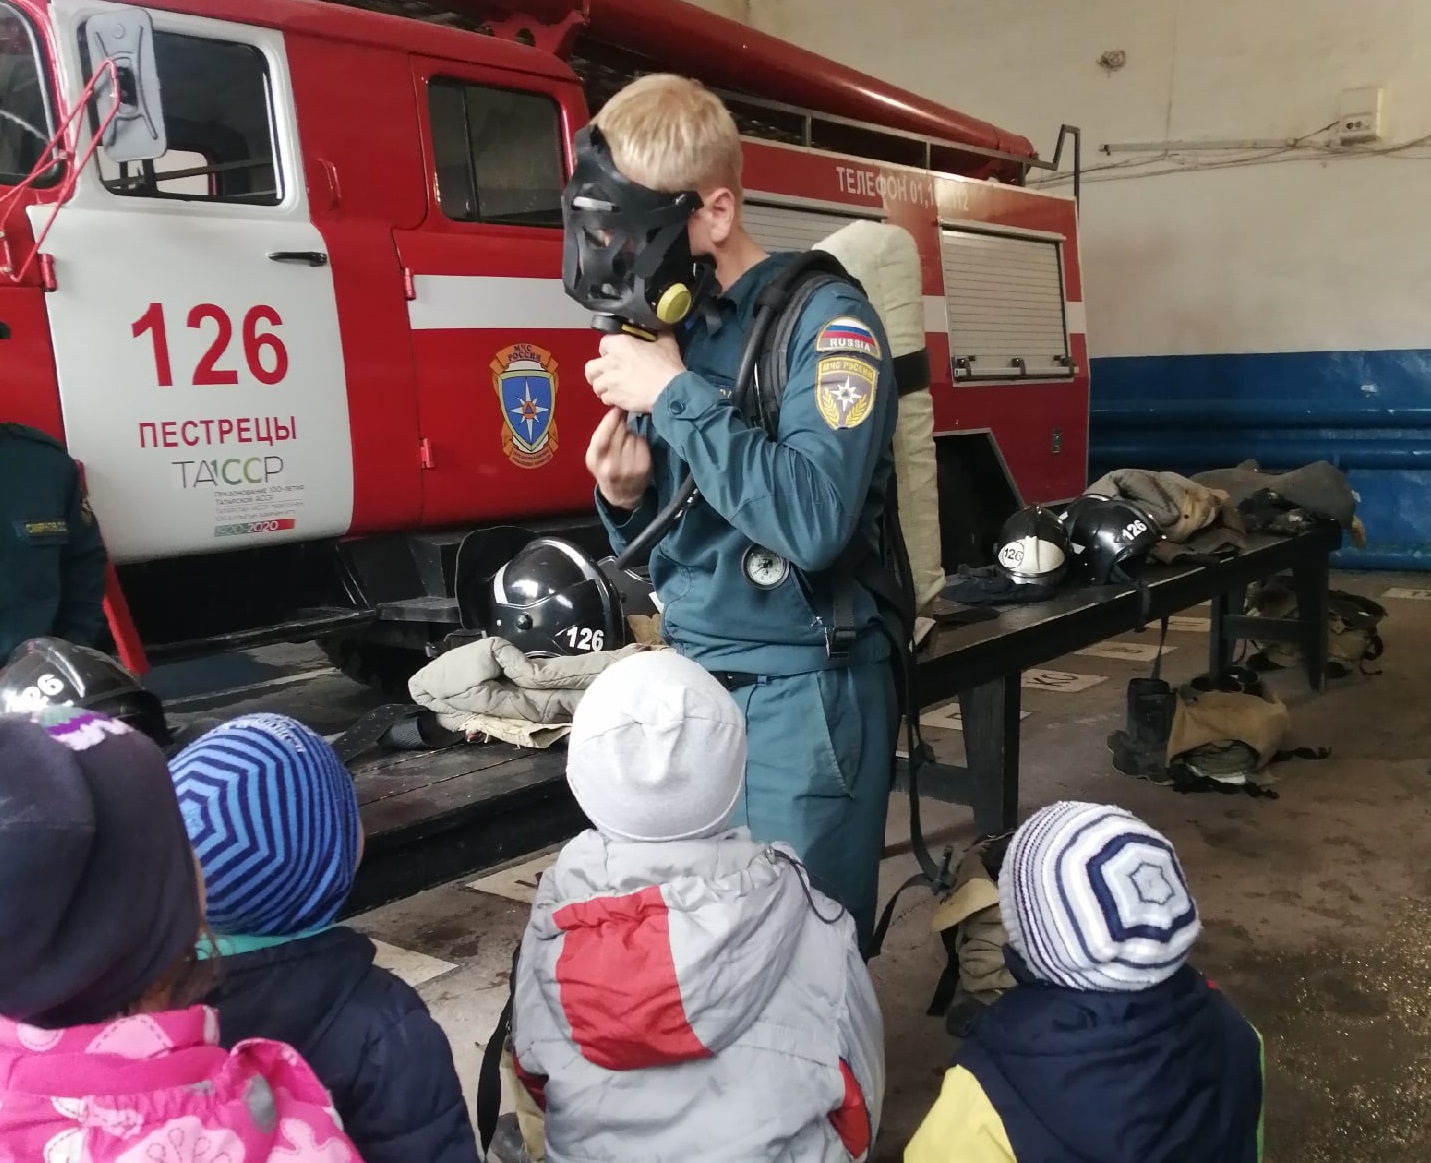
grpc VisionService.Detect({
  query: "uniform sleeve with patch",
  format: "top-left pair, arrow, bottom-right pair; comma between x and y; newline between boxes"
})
649,287 -> 895,573
54,461 -> 108,646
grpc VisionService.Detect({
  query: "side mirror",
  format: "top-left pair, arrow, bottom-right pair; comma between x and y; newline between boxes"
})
84,7 -> 165,163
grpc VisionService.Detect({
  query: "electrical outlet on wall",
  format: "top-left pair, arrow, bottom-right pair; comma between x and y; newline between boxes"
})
1337,86 -> 1385,145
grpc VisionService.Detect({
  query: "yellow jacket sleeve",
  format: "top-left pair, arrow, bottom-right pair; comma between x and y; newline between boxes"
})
905,1066 -> 1016,1163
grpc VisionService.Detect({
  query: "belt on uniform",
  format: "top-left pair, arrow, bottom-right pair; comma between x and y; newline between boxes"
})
710,671 -> 760,690
707,654 -> 868,689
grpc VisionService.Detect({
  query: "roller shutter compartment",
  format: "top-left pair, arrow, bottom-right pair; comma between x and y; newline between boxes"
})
939,228 -> 1072,382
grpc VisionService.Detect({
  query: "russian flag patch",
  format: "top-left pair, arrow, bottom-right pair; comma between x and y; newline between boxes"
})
815,316 -> 881,360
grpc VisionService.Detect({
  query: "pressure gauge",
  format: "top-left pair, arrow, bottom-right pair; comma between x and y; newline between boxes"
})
742,545 -> 790,590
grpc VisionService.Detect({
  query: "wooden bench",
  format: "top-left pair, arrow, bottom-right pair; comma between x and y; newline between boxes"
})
347,740 -> 577,915
347,523 -> 1342,912
901,523 -> 1344,836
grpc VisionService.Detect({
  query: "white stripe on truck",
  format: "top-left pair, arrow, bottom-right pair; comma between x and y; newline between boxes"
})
407,274 -> 591,330
406,275 -> 1084,340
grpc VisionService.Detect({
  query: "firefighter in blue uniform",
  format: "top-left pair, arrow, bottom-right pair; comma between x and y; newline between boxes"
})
571,75 -> 900,949
0,422 -> 109,661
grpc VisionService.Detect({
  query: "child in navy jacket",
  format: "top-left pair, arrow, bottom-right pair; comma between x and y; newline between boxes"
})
170,712 -> 478,1163
906,801 -> 1264,1163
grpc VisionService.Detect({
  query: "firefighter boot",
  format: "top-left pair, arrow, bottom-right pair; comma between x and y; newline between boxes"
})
1107,677 -> 1176,781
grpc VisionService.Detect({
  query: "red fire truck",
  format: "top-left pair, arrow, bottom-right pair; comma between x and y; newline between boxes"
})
0,0 -> 1086,688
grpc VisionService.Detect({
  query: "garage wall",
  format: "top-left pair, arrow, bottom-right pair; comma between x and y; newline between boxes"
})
730,0 -> 1431,566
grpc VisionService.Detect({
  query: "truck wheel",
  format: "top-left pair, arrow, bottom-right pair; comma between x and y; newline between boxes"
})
320,636 -> 424,701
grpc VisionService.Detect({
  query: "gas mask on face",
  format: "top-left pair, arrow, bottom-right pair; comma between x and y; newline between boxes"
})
561,124 -> 719,337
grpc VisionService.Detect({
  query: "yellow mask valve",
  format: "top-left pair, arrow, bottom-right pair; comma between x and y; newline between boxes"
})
656,283 -> 693,325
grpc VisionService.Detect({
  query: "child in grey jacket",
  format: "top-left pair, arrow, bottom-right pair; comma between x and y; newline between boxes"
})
509,650 -> 885,1163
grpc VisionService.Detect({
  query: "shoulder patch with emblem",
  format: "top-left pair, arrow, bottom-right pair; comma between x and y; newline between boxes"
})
815,316 -> 882,361
816,355 -> 878,431
79,496 -> 95,526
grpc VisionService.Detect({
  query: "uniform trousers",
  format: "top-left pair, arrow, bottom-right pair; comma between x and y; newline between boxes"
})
724,660 -> 897,952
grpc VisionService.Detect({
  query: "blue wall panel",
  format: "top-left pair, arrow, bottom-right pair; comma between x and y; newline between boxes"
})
1088,350 -> 1431,569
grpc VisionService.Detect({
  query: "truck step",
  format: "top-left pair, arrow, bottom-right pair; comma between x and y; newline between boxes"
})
145,607 -> 378,662
375,596 -> 461,625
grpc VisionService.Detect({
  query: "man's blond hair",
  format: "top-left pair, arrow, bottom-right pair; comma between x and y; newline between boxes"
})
594,74 -> 743,197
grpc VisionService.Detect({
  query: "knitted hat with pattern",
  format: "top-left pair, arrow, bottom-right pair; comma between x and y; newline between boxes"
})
998,801 -> 1201,992
170,713 -> 361,937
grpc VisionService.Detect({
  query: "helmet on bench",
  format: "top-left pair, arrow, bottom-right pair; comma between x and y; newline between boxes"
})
1062,495 -> 1164,585
489,537 -> 632,658
995,505 -> 1070,586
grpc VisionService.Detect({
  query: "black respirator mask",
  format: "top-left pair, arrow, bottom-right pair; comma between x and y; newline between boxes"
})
561,123 -> 719,336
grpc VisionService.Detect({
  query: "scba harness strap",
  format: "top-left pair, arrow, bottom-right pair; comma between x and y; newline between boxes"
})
746,253 -> 933,656
743,251 -> 952,948
475,941 -> 522,1154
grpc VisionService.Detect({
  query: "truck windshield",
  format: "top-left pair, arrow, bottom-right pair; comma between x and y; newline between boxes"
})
0,3 -> 54,187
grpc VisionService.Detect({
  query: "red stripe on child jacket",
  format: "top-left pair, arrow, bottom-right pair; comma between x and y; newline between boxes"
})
511,1051 -> 548,1111
829,1058 -> 871,1159
553,885 -> 712,1071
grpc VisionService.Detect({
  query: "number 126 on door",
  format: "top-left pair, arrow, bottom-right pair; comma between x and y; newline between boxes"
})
132,302 -> 290,388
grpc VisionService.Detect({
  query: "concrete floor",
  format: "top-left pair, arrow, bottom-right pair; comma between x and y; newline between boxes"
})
183,569 -> 1431,1161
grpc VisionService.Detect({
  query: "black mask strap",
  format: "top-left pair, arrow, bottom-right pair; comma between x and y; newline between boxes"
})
561,124 -> 716,331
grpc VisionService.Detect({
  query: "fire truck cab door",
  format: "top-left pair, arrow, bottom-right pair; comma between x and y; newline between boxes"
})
395,58 -> 601,528
37,0 -> 353,565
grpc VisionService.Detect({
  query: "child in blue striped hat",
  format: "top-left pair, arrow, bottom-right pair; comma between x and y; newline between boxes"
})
906,801 -> 1265,1163
170,712 -> 478,1163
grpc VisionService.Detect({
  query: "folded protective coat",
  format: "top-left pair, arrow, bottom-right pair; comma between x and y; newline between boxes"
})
1192,459 -> 1366,547
1085,468 -> 1231,543
407,638 -> 648,738
1149,516 -> 1247,565
1167,688 -> 1290,769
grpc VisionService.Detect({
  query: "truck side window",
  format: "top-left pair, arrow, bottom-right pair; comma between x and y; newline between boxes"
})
84,30 -> 280,205
0,4 -> 56,187
428,78 -> 563,228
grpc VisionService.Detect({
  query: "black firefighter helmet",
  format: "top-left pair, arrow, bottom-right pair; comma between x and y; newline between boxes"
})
0,637 -> 169,746
490,537 -> 638,658
995,505 -> 1070,586
1062,494 -> 1164,584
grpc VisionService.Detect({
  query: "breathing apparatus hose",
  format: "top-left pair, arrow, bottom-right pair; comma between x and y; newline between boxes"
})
613,476 -> 697,570
610,299 -> 779,571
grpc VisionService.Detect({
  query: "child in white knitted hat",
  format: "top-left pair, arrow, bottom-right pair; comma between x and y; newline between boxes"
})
906,801 -> 1265,1163
503,650 -> 885,1163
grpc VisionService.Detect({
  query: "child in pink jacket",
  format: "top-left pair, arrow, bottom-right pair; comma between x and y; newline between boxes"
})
0,705 -> 364,1162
